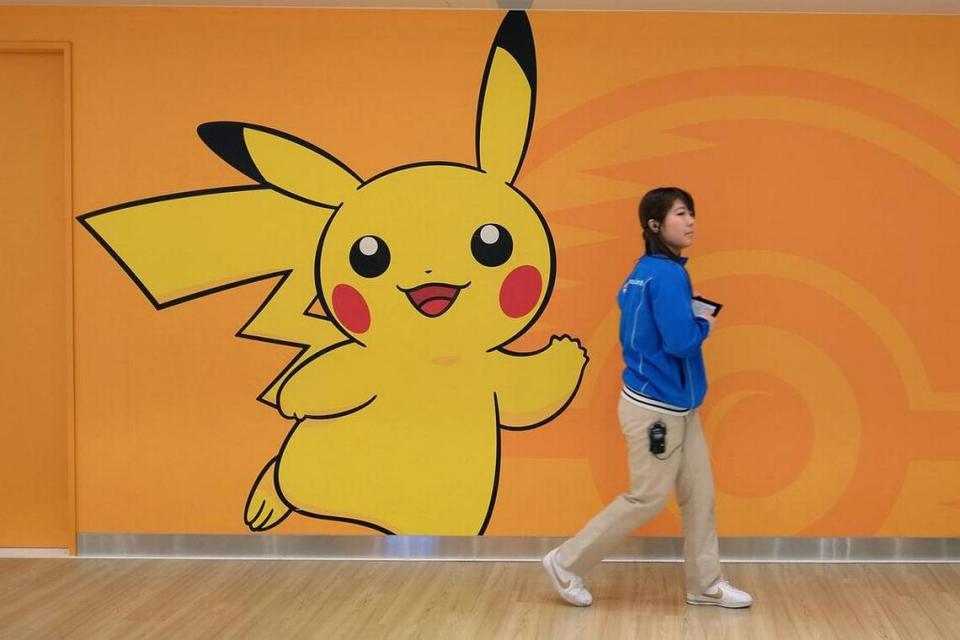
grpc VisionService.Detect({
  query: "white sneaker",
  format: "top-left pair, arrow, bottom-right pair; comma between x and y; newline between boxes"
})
686,579 -> 753,609
542,547 -> 593,607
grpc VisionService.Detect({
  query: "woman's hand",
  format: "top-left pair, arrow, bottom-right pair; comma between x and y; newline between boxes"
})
693,291 -> 717,330
696,309 -> 717,331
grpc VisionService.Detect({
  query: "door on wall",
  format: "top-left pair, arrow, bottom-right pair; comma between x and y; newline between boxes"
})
0,47 -> 75,553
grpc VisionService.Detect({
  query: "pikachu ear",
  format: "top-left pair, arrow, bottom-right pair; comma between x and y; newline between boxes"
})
198,122 -> 362,208
476,11 -> 537,184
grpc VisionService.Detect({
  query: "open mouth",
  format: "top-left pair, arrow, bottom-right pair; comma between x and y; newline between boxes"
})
398,282 -> 470,318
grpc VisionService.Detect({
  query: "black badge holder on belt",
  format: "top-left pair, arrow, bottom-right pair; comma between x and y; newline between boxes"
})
648,420 -> 687,460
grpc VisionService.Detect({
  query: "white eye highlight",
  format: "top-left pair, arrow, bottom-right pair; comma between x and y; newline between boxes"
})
479,224 -> 500,245
359,236 -> 379,256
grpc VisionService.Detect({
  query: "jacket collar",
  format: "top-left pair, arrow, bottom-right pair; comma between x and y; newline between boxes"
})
645,253 -> 689,266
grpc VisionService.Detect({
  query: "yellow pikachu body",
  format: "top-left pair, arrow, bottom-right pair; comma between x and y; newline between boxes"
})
81,12 -> 587,535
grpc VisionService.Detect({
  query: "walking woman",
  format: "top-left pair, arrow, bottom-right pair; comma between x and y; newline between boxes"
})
542,187 -> 753,609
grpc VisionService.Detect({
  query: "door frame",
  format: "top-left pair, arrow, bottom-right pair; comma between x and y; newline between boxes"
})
0,41 -> 76,555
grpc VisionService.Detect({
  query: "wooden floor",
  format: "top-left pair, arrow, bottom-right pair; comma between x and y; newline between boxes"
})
1,559 -> 958,639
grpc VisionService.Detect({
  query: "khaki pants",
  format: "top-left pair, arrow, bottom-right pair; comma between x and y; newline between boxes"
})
557,396 -> 723,596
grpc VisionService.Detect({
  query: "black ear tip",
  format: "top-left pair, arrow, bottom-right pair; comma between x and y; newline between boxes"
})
494,10 -> 536,88
197,121 -> 239,148
501,9 -> 531,30
197,122 -> 265,183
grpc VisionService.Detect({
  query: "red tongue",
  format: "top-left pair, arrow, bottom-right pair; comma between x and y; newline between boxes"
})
407,284 -> 458,317
421,298 -> 453,317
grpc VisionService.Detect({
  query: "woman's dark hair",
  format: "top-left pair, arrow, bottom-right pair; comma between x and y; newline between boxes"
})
638,187 -> 695,260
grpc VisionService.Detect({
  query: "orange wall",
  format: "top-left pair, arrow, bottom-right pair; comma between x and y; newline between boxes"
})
2,7 -> 959,537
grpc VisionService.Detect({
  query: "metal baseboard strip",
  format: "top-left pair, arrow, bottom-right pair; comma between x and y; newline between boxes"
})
77,534 -> 960,562
0,548 -> 71,558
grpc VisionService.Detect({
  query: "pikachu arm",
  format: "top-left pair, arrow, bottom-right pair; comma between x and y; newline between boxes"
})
277,341 -> 377,420
491,335 -> 589,430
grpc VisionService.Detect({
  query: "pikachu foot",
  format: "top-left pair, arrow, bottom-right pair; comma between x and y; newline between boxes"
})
245,457 -> 291,532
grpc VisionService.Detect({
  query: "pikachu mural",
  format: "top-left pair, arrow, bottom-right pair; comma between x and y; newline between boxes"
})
78,11 -> 587,535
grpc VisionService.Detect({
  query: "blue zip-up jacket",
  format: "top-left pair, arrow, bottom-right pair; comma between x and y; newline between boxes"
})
618,253 -> 711,410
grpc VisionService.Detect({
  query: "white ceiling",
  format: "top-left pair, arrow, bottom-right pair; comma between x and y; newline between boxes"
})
1,0 -> 959,14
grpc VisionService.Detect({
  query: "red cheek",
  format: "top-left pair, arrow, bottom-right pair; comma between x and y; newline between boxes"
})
332,284 -> 371,334
499,265 -> 543,318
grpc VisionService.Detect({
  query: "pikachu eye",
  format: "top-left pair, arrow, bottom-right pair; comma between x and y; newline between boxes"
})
350,235 -> 391,278
471,224 -> 513,267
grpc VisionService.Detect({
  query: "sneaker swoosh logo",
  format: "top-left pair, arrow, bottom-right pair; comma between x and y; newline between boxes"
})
703,590 -> 723,599
559,576 -> 572,590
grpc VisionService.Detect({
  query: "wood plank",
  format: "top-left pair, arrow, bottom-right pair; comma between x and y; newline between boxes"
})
1,560 -> 958,638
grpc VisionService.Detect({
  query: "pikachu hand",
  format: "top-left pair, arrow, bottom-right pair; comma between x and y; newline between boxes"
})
493,335 -> 589,429
277,363 -> 376,421
549,334 -> 589,374
278,389 -> 307,421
